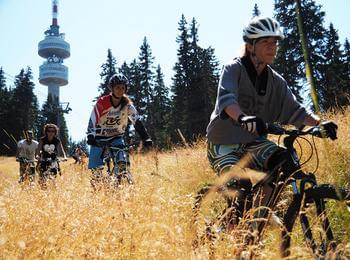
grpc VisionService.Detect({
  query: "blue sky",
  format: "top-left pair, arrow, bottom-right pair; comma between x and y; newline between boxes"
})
0,0 -> 349,141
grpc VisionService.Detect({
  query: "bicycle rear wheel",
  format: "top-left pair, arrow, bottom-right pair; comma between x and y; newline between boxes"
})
192,184 -> 242,248
282,184 -> 350,258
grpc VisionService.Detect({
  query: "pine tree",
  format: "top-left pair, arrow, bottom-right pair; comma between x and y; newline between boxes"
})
187,18 -> 201,138
152,65 -> 171,148
187,18 -> 219,139
39,95 -> 59,124
10,68 -> 39,140
170,15 -> 220,143
273,0 -> 304,103
252,3 -> 261,17
0,67 -> 12,155
0,67 -> 8,128
0,67 -> 5,91
137,37 -> 156,142
138,37 -> 155,121
96,49 -> 117,99
127,59 -> 143,111
119,59 -> 143,143
170,14 -> 191,143
343,39 -> 350,107
343,39 -> 350,84
274,0 -> 328,105
319,23 -> 349,110
119,62 -> 131,82
58,112 -> 69,150
196,47 -> 219,131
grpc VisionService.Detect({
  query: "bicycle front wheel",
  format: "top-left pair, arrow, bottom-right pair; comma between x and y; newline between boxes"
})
282,184 -> 350,258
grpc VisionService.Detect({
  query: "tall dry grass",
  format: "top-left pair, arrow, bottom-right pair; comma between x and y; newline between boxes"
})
0,109 -> 349,258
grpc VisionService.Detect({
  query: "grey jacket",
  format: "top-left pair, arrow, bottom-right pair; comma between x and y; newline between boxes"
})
207,58 -> 311,144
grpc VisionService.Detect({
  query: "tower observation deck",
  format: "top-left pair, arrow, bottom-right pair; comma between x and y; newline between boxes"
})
38,0 -> 70,103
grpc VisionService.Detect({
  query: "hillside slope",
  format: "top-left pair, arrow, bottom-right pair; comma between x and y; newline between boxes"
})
0,110 -> 349,258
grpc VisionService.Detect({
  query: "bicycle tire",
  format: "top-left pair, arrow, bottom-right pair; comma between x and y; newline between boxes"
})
112,162 -> 134,186
192,183 -> 245,249
281,184 -> 350,257
305,184 -> 350,202
19,164 -> 35,184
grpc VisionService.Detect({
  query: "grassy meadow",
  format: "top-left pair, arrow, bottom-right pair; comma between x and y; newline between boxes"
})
0,110 -> 350,259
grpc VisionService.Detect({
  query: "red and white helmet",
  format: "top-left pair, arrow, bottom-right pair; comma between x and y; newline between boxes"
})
243,16 -> 284,42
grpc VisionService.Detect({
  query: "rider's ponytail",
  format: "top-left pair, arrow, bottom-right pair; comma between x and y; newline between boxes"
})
119,95 -> 132,110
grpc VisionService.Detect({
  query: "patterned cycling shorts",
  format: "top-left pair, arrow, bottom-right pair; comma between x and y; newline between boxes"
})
207,138 -> 283,175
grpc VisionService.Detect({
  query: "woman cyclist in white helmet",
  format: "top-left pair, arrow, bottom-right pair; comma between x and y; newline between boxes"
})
206,16 -> 338,220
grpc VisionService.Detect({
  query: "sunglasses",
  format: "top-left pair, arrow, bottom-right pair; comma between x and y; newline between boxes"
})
47,130 -> 56,133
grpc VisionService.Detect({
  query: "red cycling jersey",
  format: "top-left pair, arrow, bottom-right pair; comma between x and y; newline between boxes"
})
87,95 -> 140,138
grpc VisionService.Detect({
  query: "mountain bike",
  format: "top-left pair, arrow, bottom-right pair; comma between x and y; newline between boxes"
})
16,157 -> 36,184
90,140 -> 135,191
37,156 -> 64,189
192,124 -> 350,258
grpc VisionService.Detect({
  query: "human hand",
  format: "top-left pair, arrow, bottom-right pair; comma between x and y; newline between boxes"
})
319,120 -> 338,140
87,135 -> 96,145
238,115 -> 268,136
143,138 -> 153,149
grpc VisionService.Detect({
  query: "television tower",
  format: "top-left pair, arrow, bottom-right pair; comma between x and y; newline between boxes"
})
38,0 -> 71,127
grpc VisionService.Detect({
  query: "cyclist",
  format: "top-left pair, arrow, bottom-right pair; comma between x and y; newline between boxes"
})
72,145 -> 85,164
16,130 -> 38,183
36,124 -> 67,176
86,73 -> 153,179
206,16 -> 337,223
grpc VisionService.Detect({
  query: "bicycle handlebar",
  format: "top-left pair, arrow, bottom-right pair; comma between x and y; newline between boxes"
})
16,158 -> 36,163
39,157 -> 66,162
267,124 -> 324,138
95,140 -> 138,150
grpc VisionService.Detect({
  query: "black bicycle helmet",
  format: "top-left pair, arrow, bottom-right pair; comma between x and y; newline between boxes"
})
108,73 -> 129,91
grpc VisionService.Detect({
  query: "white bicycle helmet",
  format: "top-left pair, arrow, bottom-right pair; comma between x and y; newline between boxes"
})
243,16 -> 284,42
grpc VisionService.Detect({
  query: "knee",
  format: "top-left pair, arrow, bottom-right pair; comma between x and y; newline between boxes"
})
267,149 -> 300,177
267,149 -> 289,171
219,164 -> 232,175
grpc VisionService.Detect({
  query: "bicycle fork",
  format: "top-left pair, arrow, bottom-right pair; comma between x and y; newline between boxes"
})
300,179 -> 335,257
281,174 -> 335,258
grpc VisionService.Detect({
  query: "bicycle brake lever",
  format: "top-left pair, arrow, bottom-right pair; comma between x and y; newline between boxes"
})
311,127 -> 326,138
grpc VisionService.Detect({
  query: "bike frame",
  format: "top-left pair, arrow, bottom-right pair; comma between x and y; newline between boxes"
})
103,145 -> 129,176
243,124 -> 341,259
18,158 -> 36,183
193,124 -> 348,258
247,125 -> 329,241
94,140 -> 135,186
